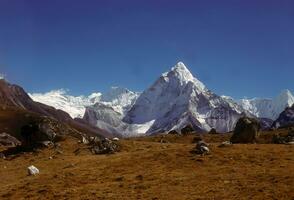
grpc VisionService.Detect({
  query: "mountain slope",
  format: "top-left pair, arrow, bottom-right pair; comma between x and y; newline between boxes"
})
272,104 -> 294,128
123,62 -> 248,134
0,79 -> 72,121
0,79 -> 113,138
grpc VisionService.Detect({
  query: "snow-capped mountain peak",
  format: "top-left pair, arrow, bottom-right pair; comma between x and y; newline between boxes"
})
123,62 -> 245,133
171,61 -> 194,80
162,62 -> 206,92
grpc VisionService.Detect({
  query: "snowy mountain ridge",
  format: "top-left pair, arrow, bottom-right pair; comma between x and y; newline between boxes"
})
30,87 -> 140,119
29,89 -> 101,118
238,89 -> 294,120
122,62 -> 248,134
29,62 -> 294,137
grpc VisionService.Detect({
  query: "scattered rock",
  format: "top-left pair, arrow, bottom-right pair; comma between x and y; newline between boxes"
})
82,136 -> 89,144
0,152 -> 6,159
218,141 -> 232,148
112,137 -> 120,141
63,163 -> 76,169
28,165 -> 39,176
193,140 -> 210,155
0,133 -> 21,147
230,117 -> 260,144
272,131 -> 294,144
159,136 -> 169,144
55,149 -> 63,155
90,138 -> 119,154
286,141 -> 294,145
40,141 -> 53,147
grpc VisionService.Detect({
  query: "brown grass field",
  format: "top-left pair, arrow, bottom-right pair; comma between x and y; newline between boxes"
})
0,133 -> 293,200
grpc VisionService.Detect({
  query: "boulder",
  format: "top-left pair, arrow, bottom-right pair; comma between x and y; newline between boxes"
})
0,133 -> 21,147
218,141 -> 232,148
82,136 -> 89,144
112,137 -> 120,141
90,138 -> 119,154
272,131 -> 294,144
193,140 -> 210,155
230,117 -> 260,144
28,165 -> 39,176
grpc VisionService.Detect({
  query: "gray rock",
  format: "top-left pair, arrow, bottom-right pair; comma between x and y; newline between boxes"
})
218,141 -> 232,148
90,138 -> 119,154
0,132 -> 21,147
230,117 -> 260,143
272,131 -> 294,144
194,140 -> 210,155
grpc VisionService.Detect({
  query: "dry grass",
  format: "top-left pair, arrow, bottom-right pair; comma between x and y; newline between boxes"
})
0,133 -> 293,200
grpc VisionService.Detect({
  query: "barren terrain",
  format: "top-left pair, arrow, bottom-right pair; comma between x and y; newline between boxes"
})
0,134 -> 293,200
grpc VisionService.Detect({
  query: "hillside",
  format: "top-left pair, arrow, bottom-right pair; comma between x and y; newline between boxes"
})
0,133 -> 293,200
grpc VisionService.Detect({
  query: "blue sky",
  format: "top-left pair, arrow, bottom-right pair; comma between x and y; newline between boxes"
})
0,0 -> 293,99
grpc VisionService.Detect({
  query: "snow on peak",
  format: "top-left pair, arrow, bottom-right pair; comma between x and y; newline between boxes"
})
29,89 -> 101,118
100,87 -> 140,114
161,62 -> 206,92
30,87 -> 139,119
101,87 -> 135,102
0,74 -> 5,80
277,89 -> 294,102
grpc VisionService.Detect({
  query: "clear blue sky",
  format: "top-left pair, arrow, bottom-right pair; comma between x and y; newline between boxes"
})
0,0 -> 293,98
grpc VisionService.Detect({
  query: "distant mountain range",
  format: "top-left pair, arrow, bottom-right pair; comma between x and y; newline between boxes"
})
0,78 -> 117,143
29,62 -> 294,137
237,89 -> 294,120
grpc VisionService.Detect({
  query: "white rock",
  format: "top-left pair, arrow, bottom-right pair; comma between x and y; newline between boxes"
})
201,146 -> 210,153
112,137 -> 120,141
82,136 -> 89,144
286,141 -> 294,145
28,165 -> 39,176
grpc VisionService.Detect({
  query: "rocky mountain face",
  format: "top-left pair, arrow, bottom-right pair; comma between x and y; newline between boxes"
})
238,90 -> 294,120
0,79 -> 72,122
272,105 -> 294,128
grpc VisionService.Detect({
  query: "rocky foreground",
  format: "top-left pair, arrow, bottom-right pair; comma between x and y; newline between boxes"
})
0,133 -> 293,200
